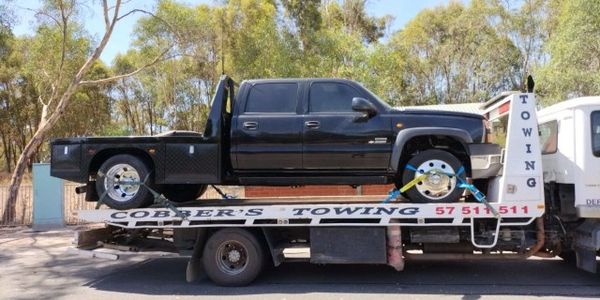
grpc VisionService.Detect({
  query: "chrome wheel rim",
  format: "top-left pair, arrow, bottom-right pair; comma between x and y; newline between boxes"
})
103,164 -> 141,202
413,159 -> 457,201
216,240 -> 248,275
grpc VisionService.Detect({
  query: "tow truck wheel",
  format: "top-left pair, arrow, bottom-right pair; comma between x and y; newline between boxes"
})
95,154 -> 155,209
559,251 -> 576,263
400,149 -> 466,203
203,228 -> 265,286
162,184 -> 207,203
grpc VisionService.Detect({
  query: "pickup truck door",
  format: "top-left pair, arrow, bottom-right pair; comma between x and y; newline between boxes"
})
302,82 -> 391,170
232,82 -> 303,169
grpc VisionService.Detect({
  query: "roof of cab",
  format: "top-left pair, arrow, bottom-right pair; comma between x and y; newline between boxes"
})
241,78 -> 358,85
538,96 -> 600,117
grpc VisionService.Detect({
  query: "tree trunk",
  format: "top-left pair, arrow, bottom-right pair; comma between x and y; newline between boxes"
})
1,0 -> 169,224
0,130 -> 11,173
1,126 -> 46,225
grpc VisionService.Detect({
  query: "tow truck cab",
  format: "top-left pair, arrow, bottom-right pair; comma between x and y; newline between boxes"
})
537,97 -> 600,273
537,97 -> 600,218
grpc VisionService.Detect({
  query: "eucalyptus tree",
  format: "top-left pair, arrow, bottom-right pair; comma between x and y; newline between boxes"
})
537,0 -> 600,104
2,0 -> 173,225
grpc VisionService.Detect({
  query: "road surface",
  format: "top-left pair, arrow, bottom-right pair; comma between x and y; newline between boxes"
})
1,227 -> 598,300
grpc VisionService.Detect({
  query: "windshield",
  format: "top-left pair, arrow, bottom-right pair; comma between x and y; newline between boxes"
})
489,115 -> 508,148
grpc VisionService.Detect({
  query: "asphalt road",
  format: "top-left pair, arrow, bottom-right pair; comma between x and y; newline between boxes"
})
1,227 -> 599,300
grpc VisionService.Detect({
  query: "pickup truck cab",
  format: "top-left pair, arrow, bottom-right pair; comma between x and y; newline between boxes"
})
51,75 -> 500,209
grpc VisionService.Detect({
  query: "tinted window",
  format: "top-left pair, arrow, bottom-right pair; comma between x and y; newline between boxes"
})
245,83 -> 298,113
592,111 -> 600,157
309,83 -> 361,113
539,120 -> 558,154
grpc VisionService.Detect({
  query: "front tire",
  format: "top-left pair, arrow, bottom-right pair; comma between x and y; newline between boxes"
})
400,149 -> 466,203
95,154 -> 155,209
203,229 -> 265,286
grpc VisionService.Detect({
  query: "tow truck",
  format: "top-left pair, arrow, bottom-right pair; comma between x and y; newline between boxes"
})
71,89 -> 577,287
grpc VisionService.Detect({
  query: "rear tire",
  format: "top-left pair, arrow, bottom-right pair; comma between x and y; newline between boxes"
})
202,229 -> 265,286
400,149 -> 466,203
95,154 -> 155,209
559,250 -> 576,263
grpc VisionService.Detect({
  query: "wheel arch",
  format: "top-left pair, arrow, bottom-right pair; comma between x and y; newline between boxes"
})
88,148 -> 157,178
390,127 -> 473,174
83,149 -> 157,202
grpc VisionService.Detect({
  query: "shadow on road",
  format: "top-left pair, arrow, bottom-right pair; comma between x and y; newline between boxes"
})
85,257 -> 600,297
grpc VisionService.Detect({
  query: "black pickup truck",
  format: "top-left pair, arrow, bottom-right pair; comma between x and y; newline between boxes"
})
50,75 -> 501,209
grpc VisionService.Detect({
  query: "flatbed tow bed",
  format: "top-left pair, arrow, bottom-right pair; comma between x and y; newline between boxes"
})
79,197 -> 541,229
73,93 -> 560,286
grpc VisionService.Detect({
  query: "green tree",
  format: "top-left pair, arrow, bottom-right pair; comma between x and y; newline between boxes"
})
3,0 -> 172,225
339,0 -> 391,43
281,0 -> 321,51
537,0 -> 600,104
388,1 -> 521,105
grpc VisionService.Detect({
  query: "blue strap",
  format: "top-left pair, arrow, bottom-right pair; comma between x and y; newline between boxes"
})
458,182 -> 485,202
405,163 -> 418,172
457,178 -> 499,218
396,162 -> 499,217
456,166 -> 465,177
382,188 -> 401,203
453,167 -> 484,202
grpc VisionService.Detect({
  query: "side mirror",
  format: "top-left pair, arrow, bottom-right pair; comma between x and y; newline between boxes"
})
352,97 -> 377,122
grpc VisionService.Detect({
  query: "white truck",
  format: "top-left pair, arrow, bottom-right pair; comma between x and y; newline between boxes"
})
537,96 -> 600,272
73,91 -> 600,286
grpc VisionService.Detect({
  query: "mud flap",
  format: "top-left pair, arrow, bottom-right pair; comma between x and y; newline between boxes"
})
574,219 -> 600,273
179,228 -> 208,283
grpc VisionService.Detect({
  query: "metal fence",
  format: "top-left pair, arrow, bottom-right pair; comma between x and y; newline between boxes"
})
0,185 -> 33,225
1,183 -> 244,225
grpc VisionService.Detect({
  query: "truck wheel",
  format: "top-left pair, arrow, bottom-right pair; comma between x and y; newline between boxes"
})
96,154 -> 155,209
559,251 -> 576,263
162,184 -> 207,203
400,149 -> 466,203
203,228 -> 265,286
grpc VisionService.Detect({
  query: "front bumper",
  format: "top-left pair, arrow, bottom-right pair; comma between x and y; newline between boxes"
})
469,144 -> 503,179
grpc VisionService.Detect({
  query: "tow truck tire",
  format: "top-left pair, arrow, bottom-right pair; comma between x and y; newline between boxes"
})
95,154 -> 155,210
203,228 -> 265,286
162,184 -> 207,203
559,251 -> 576,263
400,149 -> 466,203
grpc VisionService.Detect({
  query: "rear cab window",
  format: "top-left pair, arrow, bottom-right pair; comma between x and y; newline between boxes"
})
245,83 -> 298,113
591,111 -> 600,156
539,120 -> 558,154
309,82 -> 361,113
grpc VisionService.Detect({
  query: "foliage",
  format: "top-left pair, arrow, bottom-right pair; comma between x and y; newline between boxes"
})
536,0 -> 600,104
1,0 -> 599,172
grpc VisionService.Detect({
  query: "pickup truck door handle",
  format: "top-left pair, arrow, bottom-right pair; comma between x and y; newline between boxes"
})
305,121 -> 320,129
243,121 -> 258,130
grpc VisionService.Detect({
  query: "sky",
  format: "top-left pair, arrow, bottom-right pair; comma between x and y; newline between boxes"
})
11,0 -> 451,64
